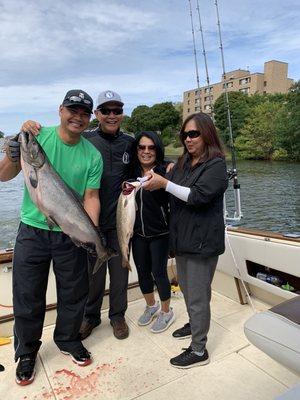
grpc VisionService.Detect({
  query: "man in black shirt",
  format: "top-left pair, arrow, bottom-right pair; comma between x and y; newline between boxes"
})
81,91 -> 134,340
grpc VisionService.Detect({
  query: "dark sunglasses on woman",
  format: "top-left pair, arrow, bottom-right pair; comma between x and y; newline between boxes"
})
181,130 -> 201,140
98,107 -> 123,115
137,144 -> 156,151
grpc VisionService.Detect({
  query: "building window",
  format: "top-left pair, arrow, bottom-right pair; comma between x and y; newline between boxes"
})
187,92 -> 190,97
195,98 -> 200,105
204,105 -> 211,111
187,108 -> 190,113
204,87 -> 213,93
195,90 -> 200,96
204,95 -> 213,101
187,100 -> 190,105
223,82 -> 233,89
239,87 -> 250,94
195,106 -> 200,112
264,81 -> 267,87
239,77 -> 251,85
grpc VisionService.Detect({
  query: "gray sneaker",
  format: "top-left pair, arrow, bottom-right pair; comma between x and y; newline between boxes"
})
138,302 -> 160,326
150,308 -> 175,333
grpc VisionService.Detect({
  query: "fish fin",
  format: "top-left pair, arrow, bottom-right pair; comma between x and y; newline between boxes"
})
122,259 -> 132,271
29,169 -> 38,188
70,237 -> 84,248
46,216 -> 58,230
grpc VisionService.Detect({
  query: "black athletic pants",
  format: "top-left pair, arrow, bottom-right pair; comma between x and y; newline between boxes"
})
13,223 -> 89,360
83,229 -> 128,325
132,234 -> 171,302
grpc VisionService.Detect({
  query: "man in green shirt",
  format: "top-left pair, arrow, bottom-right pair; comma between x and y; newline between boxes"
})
0,90 -> 103,386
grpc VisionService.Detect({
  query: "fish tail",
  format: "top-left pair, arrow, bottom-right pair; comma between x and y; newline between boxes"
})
92,247 -> 118,274
92,257 -> 103,274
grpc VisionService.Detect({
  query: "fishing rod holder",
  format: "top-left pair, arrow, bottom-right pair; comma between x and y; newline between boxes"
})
224,169 -> 243,223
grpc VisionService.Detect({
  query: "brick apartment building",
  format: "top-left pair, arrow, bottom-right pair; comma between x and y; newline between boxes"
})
183,60 -> 294,120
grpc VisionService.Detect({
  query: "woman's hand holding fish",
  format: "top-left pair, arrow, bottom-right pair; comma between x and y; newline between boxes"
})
143,171 -> 168,191
21,120 -> 41,136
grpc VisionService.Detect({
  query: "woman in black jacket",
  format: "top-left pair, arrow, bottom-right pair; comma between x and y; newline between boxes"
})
131,131 -> 175,333
143,113 -> 228,367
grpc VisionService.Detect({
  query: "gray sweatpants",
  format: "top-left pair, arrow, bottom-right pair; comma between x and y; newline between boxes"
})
176,255 -> 218,353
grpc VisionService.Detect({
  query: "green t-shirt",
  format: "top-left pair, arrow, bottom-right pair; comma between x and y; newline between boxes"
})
21,126 -> 103,231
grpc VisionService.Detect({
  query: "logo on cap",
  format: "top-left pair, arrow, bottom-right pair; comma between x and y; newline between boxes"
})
79,92 -> 85,99
105,91 -> 114,99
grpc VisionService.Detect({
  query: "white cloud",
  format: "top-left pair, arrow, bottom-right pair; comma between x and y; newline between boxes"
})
0,0 -> 299,134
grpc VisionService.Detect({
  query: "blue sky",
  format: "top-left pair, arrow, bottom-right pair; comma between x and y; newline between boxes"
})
0,0 -> 299,134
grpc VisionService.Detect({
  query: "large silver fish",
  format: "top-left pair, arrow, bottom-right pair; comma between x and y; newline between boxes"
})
116,181 -> 141,270
19,131 -> 115,273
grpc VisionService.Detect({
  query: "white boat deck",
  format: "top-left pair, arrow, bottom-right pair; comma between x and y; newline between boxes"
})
0,291 -> 299,400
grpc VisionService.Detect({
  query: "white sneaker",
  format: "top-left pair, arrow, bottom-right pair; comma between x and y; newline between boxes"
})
138,302 -> 160,326
150,308 -> 175,333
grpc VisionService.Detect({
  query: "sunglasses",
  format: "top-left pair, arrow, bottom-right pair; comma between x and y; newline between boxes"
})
98,107 -> 123,115
137,144 -> 156,151
67,95 -> 92,105
181,130 -> 201,140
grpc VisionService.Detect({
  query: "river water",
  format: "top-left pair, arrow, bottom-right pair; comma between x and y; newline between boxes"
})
0,154 -> 299,249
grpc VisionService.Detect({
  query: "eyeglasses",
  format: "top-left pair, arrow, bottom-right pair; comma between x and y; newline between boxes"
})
98,107 -> 123,115
181,130 -> 201,140
137,144 -> 156,151
67,96 -> 92,105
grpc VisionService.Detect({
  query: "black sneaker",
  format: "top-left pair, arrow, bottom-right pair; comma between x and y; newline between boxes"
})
61,345 -> 92,367
15,352 -> 37,386
172,323 -> 191,339
170,347 -> 209,369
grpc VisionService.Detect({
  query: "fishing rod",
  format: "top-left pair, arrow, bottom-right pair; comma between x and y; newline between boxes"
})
214,0 -> 243,222
188,0 -> 202,110
195,0 -> 214,117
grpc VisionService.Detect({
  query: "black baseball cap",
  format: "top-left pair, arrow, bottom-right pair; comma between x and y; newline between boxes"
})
62,90 -> 93,113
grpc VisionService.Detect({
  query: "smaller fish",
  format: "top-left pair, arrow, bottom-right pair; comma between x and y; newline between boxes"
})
116,181 -> 141,270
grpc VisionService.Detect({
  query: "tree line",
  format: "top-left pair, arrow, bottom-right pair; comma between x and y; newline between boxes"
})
89,81 -> 299,161
214,81 -> 300,161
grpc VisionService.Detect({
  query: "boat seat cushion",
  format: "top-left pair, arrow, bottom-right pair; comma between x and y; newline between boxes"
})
244,296 -> 300,375
270,296 -> 300,325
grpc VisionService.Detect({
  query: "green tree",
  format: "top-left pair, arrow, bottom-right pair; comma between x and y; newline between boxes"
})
235,101 -> 287,160
150,102 -> 180,132
280,90 -> 300,160
128,105 -> 154,132
0,131 -> 4,138
173,101 -> 183,125
121,115 -> 133,134
124,102 -> 180,136
88,118 -> 98,128
289,79 -> 300,93
214,91 -> 251,145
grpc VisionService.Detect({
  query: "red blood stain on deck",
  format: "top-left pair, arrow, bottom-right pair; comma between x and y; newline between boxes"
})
34,358 -> 123,400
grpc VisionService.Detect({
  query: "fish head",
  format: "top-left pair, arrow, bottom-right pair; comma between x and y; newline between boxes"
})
121,180 -> 141,196
19,131 -> 45,168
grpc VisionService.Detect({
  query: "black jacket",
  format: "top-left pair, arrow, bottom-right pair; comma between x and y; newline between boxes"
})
134,164 -> 169,237
168,155 -> 228,257
83,127 -> 134,230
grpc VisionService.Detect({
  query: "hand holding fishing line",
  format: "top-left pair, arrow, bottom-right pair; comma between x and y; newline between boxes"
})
142,170 -> 168,191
